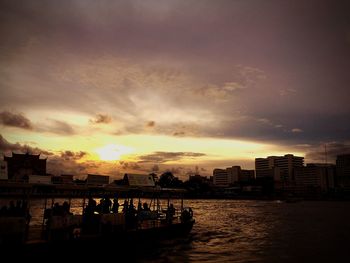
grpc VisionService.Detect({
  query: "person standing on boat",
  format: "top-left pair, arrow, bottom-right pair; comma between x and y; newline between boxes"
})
112,197 -> 119,213
86,197 -> 96,215
122,199 -> 128,213
103,196 -> 112,214
166,204 -> 176,224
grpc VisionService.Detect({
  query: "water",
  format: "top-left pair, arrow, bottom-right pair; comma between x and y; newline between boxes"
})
145,200 -> 350,262
2,199 -> 350,262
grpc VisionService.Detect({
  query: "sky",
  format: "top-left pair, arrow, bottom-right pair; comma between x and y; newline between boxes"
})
0,0 -> 349,179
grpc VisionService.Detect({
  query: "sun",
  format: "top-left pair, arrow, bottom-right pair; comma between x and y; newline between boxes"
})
95,144 -> 133,161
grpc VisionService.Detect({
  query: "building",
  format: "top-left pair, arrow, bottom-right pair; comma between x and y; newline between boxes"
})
336,154 -> 350,188
294,164 -> 335,194
255,154 -> 304,182
4,152 -> 47,181
213,166 -> 254,187
52,174 -> 74,184
255,167 -> 281,181
124,173 -> 155,187
240,169 -> 255,182
213,168 -> 230,187
0,160 -> 8,180
188,174 -> 212,185
86,174 -> 110,185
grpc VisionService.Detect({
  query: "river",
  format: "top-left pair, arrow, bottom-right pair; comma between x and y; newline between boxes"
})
143,199 -> 350,262
2,199 -> 350,262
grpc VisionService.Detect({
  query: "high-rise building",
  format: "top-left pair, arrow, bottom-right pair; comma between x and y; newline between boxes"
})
213,166 -> 254,186
336,154 -> 350,187
295,164 -> 335,193
255,154 -> 304,182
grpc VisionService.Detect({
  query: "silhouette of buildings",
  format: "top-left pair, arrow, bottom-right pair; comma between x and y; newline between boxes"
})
52,174 -> 74,184
86,174 -> 110,186
255,154 -> 304,183
0,160 -> 8,180
336,154 -> 350,188
295,164 -> 335,194
3,152 -> 47,181
213,166 -> 254,187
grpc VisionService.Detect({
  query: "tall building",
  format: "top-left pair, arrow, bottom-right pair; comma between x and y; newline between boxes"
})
213,166 -> 254,186
213,168 -> 230,187
255,154 -> 304,182
295,164 -> 335,193
336,154 -> 350,187
4,152 -> 47,181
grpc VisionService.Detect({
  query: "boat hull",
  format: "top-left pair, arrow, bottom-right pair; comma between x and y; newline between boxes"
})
13,219 -> 195,258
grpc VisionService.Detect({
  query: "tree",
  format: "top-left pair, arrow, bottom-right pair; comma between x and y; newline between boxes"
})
158,171 -> 175,187
158,171 -> 183,188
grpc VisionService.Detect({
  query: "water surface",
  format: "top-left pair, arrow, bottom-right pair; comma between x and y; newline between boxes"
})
2,199 -> 350,262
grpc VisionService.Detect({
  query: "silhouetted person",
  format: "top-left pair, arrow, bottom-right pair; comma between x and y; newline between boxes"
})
103,197 -> 112,214
166,204 -> 175,223
137,201 -> 142,212
53,203 -> 61,216
62,201 -> 71,215
122,200 -> 128,213
86,197 -> 96,215
112,198 -> 119,213
143,202 -> 150,211
125,199 -> 137,228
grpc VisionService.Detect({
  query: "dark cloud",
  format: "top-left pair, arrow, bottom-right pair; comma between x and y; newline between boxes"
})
60,150 -> 87,161
90,114 -> 112,124
173,131 -> 185,137
118,161 -> 144,171
0,134 -> 52,156
0,0 -> 349,147
137,151 -> 206,163
47,158 -> 100,177
305,141 -> 350,163
0,111 -> 32,130
37,119 -> 75,135
146,121 -> 155,127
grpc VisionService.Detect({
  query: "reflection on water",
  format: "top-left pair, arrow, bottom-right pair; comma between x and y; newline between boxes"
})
149,200 -> 350,263
1,199 -> 350,262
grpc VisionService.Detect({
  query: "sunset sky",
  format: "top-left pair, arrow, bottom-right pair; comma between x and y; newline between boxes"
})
1,0 -> 349,179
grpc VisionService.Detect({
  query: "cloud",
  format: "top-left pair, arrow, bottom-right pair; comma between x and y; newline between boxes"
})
0,111 -> 33,130
60,150 -> 87,160
90,114 -> 112,124
46,157 -> 101,177
173,131 -> 185,137
137,151 -> 206,163
118,161 -> 145,171
151,164 -> 159,172
0,0 -> 349,149
305,141 -> 350,163
0,134 -> 52,156
37,119 -> 75,135
146,121 -> 155,127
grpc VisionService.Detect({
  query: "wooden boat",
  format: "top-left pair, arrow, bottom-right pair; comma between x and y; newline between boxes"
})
0,181 -> 195,257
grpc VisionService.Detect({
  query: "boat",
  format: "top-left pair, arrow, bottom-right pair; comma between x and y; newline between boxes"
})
0,179 -> 195,257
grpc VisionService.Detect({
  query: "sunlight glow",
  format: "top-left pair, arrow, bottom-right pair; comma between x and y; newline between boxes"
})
95,144 -> 133,161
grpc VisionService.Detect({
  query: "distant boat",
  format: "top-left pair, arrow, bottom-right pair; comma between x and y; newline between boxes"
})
0,181 -> 195,254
